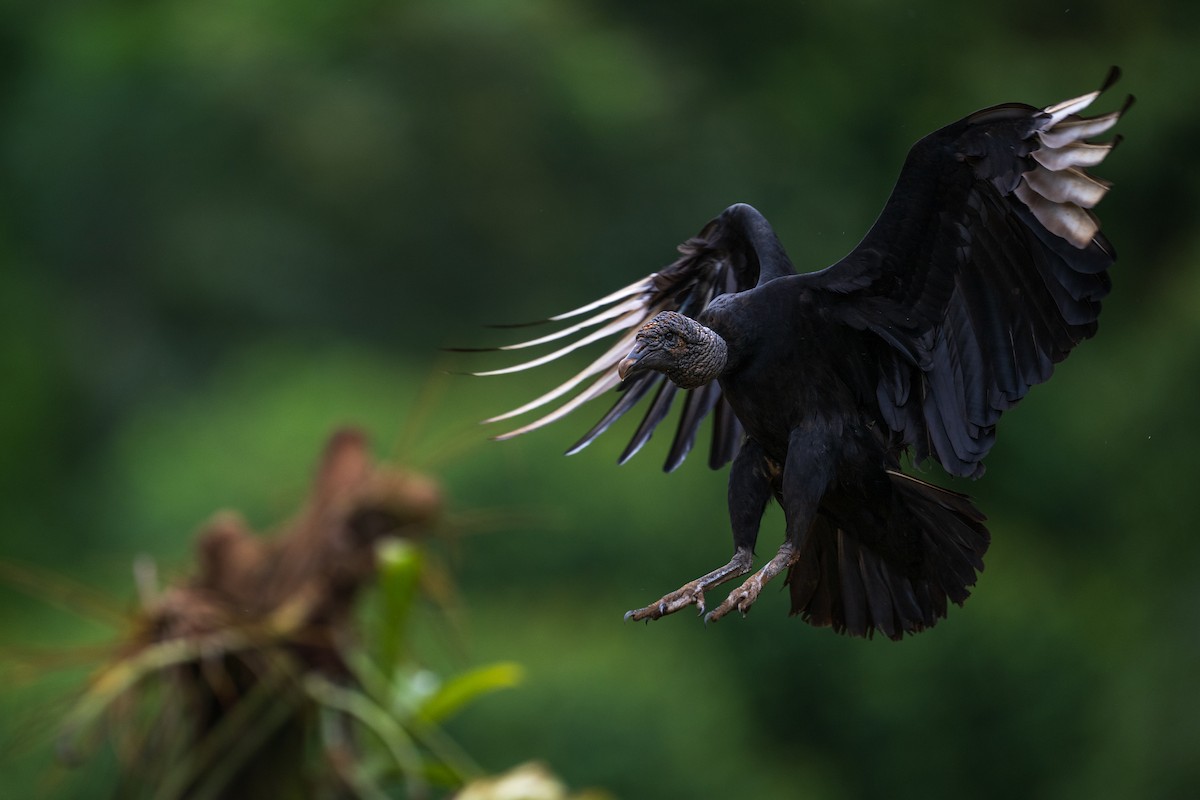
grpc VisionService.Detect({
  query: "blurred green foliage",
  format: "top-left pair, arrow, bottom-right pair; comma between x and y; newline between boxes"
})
2,1 -> 1199,798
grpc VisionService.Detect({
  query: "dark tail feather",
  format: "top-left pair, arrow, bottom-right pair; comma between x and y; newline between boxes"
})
786,471 -> 990,640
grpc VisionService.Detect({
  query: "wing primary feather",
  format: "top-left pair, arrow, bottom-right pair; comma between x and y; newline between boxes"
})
1023,165 -> 1111,208
708,396 -> 743,469
663,380 -> 722,472
482,277 -> 653,329
1032,139 -> 1118,171
545,276 -> 655,322
454,295 -> 647,353
471,307 -> 652,377
481,326 -> 644,424
490,369 -> 624,441
1041,89 -> 1105,127
618,378 -> 679,465
1037,95 -> 1134,149
492,296 -> 653,351
484,319 -> 560,330
1013,181 -> 1099,248
1097,64 -> 1122,93
1039,64 -> 1120,126
564,371 -> 661,456
1038,67 -> 1125,132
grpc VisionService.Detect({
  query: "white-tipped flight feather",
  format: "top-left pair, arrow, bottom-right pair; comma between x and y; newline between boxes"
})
1032,140 -> 1117,171
1040,89 -> 1103,127
482,318 -> 654,425
545,276 -> 654,322
1023,165 -> 1111,208
1013,181 -> 1099,248
1037,110 -> 1123,149
494,295 -> 649,351
470,309 -> 647,377
490,368 -> 625,441
1012,74 -> 1129,249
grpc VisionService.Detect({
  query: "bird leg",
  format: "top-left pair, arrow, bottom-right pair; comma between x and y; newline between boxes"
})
700,423 -> 836,622
624,546 -> 754,622
703,539 -> 799,624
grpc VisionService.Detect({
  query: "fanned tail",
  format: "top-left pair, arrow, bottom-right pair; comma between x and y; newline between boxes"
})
787,471 -> 990,640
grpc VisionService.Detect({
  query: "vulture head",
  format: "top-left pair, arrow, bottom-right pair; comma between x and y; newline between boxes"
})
617,311 -> 727,390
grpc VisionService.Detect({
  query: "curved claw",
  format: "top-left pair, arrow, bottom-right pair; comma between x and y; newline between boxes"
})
706,581 -> 763,623
703,602 -> 735,625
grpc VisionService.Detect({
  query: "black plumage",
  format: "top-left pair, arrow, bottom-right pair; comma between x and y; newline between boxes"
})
467,70 -> 1130,639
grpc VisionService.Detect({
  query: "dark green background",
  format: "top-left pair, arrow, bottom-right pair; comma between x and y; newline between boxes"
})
2,1 -> 1198,797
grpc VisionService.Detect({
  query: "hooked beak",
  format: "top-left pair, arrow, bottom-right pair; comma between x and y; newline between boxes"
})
617,341 -> 648,381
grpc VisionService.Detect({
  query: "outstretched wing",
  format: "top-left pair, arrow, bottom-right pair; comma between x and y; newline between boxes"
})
466,204 -> 788,472
805,68 -> 1131,478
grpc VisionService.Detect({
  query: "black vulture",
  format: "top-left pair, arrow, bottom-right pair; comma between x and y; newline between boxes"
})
466,70 -> 1131,639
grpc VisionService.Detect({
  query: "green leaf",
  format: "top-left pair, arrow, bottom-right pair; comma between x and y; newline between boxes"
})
371,539 -> 423,670
416,662 -> 524,725
305,674 -> 429,798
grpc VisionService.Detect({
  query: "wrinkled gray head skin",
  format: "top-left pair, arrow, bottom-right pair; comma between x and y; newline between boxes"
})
617,311 -> 728,390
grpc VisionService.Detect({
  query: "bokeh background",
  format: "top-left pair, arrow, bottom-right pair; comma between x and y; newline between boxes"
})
3,1 -> 1199,797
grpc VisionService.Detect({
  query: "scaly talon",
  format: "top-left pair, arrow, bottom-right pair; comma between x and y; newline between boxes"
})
624,548 -> 755,625
624,583 -> 709,622
705,571 -> 772,623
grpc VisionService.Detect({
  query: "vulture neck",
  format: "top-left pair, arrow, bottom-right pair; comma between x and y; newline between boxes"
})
724,202 -> 794,284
